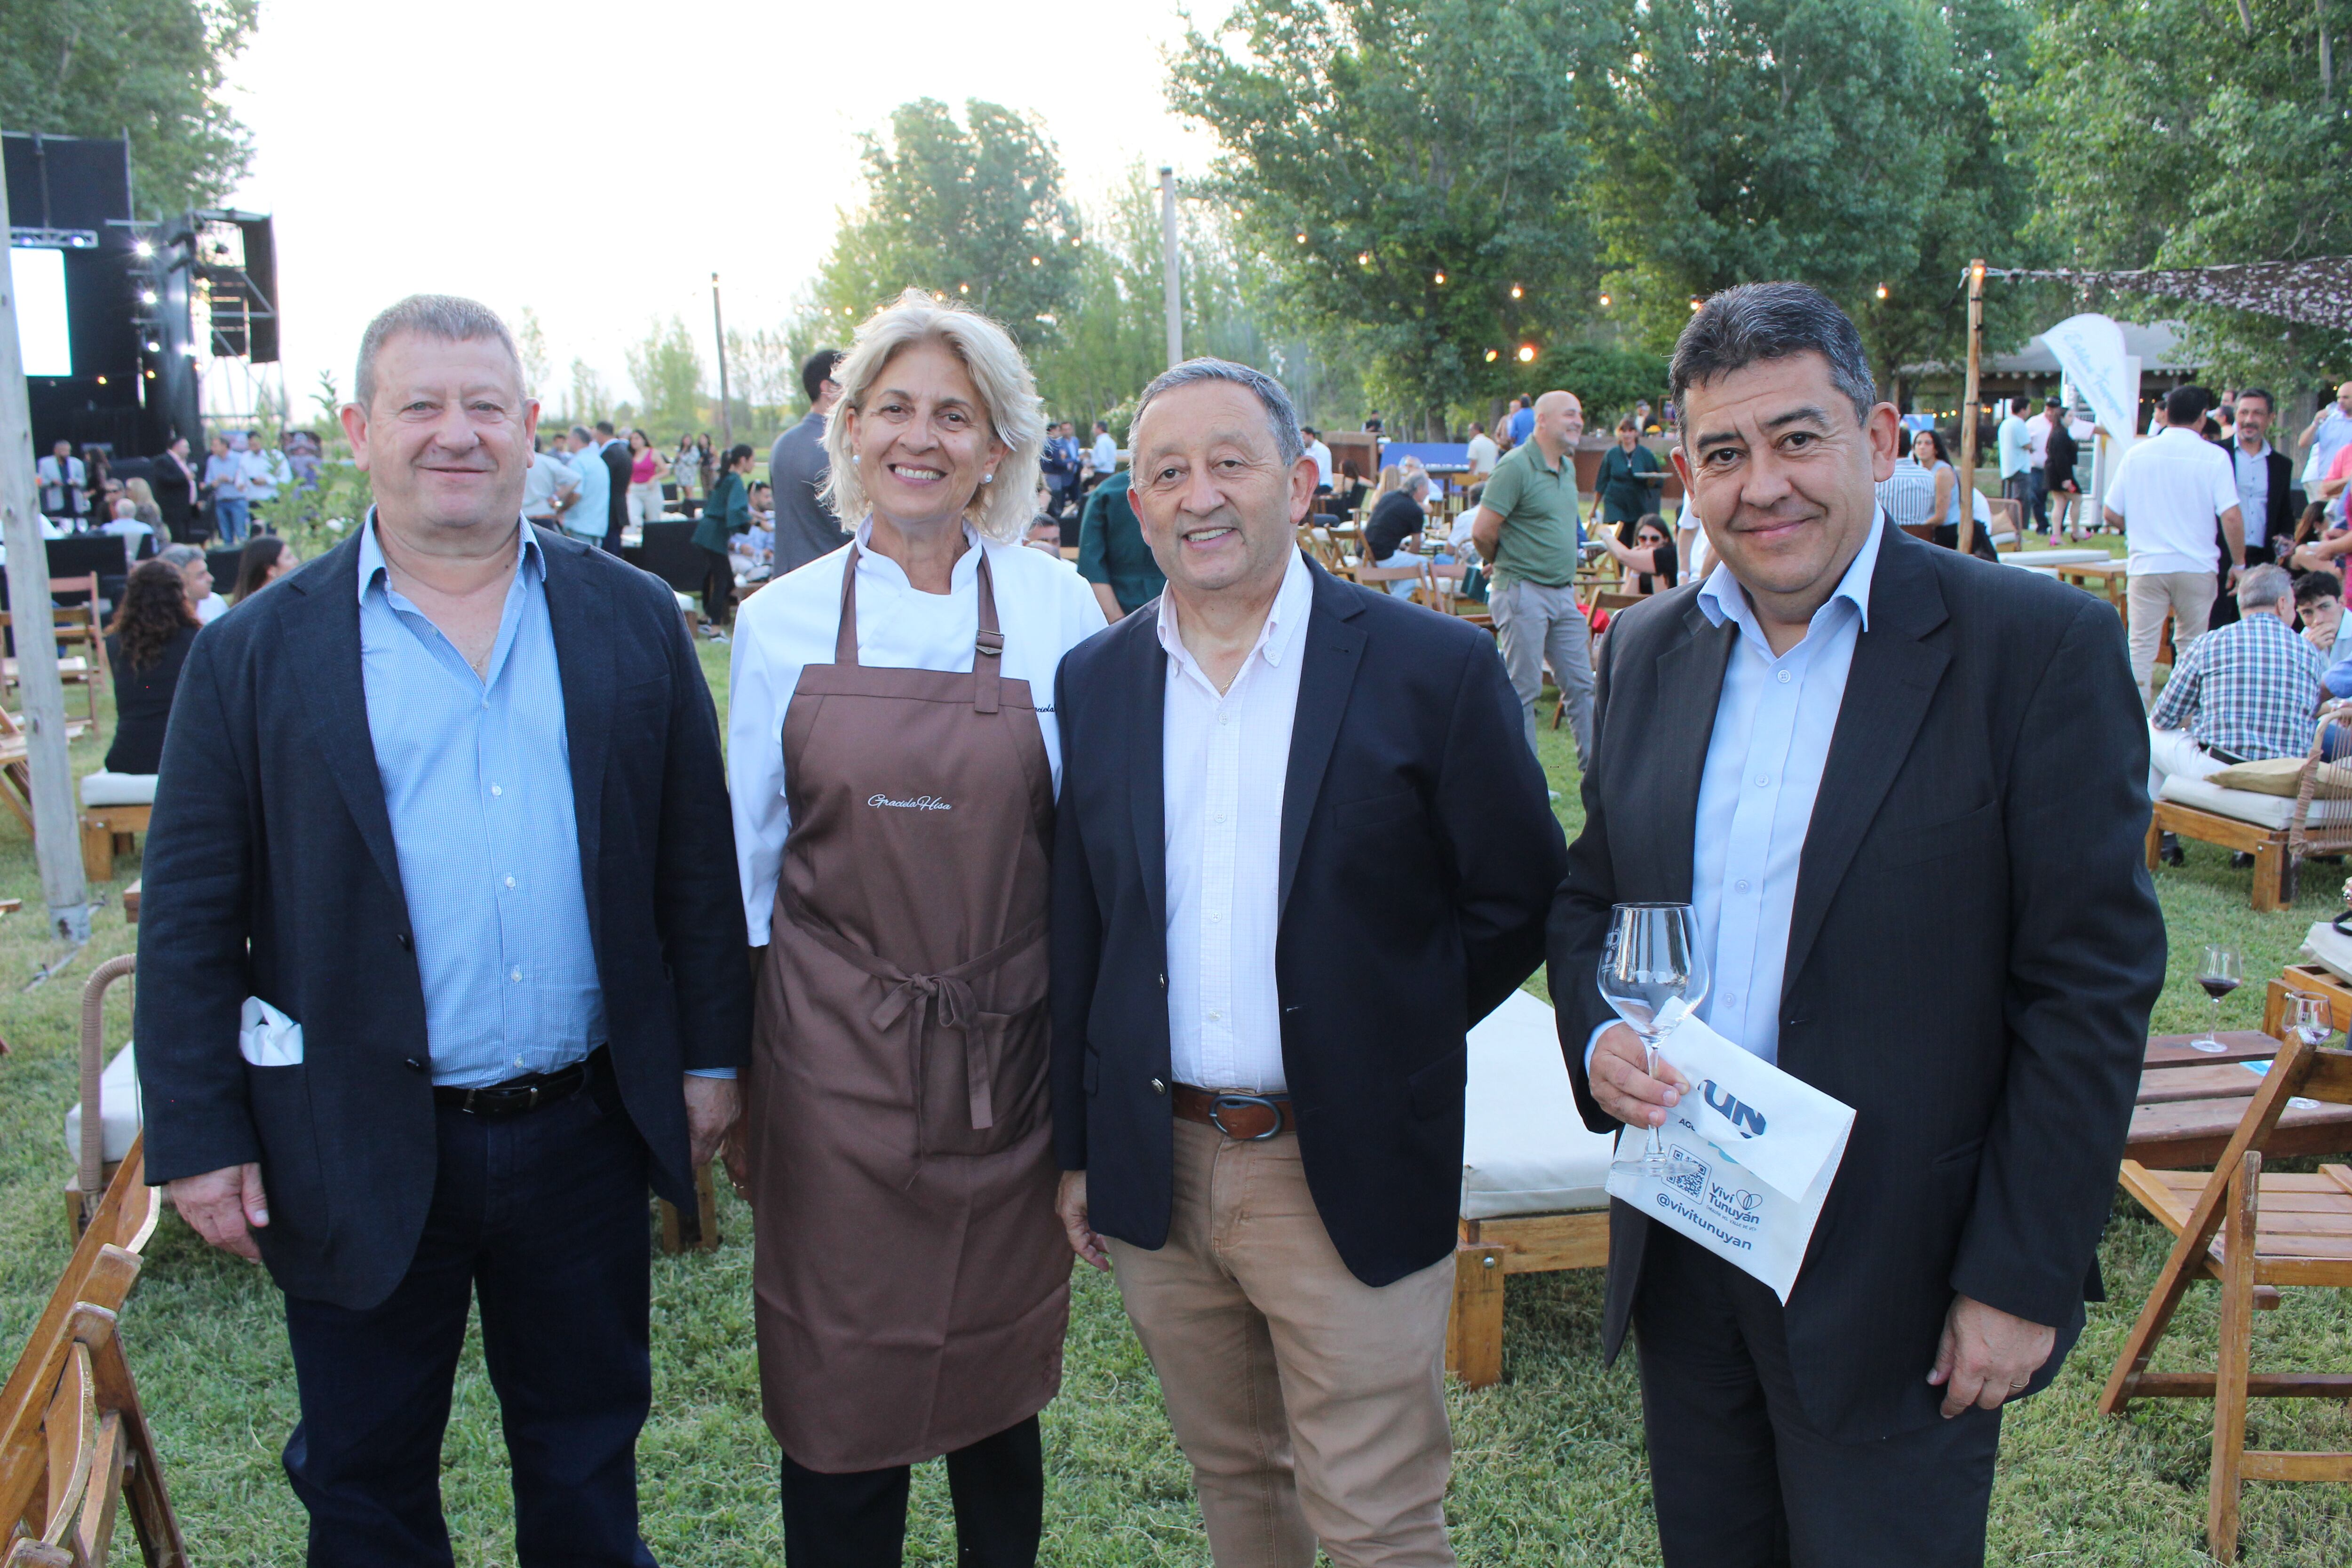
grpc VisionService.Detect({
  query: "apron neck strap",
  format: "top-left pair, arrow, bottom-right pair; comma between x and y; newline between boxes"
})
835,538 -> 1006,717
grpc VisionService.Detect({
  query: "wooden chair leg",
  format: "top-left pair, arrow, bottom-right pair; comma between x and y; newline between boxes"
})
1446,1244 -> 1506,1389
2208,1150 -> 2259,1563
78,818 -> 111,884
2252,838 -> 2286,913
657,1162 -> 721,1256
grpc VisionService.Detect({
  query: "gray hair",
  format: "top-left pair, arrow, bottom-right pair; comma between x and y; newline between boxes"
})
1131,358 -> 1304,469
569,425 -> 593,443
352,294 -> 524,412
2240,562 -> 2294,611
822,288 -> 1045,543
1670,282 -> 1878,431
158,544 -> 204,570
1407,472 -> 1430,498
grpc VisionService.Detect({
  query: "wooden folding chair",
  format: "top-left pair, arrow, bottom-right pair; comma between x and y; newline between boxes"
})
1423,560 -> 1468,616
1352,561 -> 1429,599
2,576 -> 106,728
2101,1032 -> 2352,1561
0,1139 -> 185,1567
68,957 -> 138,1236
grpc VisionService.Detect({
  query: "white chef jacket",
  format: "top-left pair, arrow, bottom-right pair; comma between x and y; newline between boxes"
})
726,519 -> 1108,944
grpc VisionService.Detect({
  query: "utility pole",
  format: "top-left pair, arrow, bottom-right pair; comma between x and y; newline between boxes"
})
712,271 -> 732,447
0,181 -> 92,941
1160,167 -> 1183,369
1957,258 -> 1986,558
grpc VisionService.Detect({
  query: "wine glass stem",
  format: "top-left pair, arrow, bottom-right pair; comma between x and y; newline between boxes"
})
2212,995 -> 2223,1044
1643,1035 -> 1665,1158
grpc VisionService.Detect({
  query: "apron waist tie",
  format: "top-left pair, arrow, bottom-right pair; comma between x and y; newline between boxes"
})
782,899 -> 1046,1145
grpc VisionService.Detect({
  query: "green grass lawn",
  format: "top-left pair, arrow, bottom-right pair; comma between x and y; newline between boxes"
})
3,622 -> 2349,1564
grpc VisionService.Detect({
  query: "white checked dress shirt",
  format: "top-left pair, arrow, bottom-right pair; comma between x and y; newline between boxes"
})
1160,548 -> 1314,1093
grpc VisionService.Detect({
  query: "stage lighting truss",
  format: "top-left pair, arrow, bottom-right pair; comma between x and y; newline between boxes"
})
187,215 -> 274,361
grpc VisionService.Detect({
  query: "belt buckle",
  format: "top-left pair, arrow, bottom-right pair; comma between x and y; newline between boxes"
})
1208,1092 -> 1284,1141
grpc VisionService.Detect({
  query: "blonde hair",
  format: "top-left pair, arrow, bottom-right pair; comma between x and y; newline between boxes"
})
820,288 -> 1043,543
1372,463 -> 1402,501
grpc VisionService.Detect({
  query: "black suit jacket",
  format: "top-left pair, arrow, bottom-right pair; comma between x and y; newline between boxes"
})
1051,558 -> 1568,1287
135,525 -> 751,1309
602,440 -> 633,549
1550,521 -> 2164,1442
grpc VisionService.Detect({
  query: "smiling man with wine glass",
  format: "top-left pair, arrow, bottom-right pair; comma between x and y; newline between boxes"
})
1548,283 -> 2166,1568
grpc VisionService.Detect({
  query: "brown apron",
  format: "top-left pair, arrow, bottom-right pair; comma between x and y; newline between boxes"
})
745,544 -> 1069,1473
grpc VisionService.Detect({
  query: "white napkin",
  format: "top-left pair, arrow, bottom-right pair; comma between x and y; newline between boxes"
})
238,995 -> 304,1067
1604,1011 -> 1856,1301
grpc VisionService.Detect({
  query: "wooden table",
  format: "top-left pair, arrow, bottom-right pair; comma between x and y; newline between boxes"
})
2130,1030 -> 2352,1167
2050,557 -> 2129,612
2266,963 -> 2352,1039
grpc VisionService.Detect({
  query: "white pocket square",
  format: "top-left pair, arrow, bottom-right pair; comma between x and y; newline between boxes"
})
238,995 -> 304,1067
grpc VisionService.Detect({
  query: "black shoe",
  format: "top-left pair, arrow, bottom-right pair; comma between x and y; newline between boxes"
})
2231,851 -> 2255,868
2160,832 -> 2185,867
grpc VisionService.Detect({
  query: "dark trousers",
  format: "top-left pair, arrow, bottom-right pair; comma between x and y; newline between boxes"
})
1632,1228 -> 2003,1568
778,1416 -> 1042,1568
2027,467 -> 2050,531
702,546 -> 737,627
281,1072 -> 655,1568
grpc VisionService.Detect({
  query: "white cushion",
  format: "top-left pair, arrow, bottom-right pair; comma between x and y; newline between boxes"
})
1462,990 -> 1618,1219
2303,921 -> 2352,985
79,771 -> 156,807
2158,772 -> 2352,830
2001,548 -> 2110,568
63,1040 -> 142,1164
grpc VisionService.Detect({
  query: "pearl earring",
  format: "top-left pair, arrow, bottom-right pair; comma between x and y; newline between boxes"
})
983,472 -> 994,484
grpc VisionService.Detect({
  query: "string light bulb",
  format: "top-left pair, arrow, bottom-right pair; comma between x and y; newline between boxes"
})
1689,296 -> 1704,313
1875,282 -> 1889,300
958,283 -> 970,294
1358,252 -> 1372,267
1485,349 -> 1499,363
1029,255 -> 1041,266
1598,292 -> 1612,308
1510,283 -> 1524,299
1295,231 -> 1308,244
1433,271 -> 1447,285
1517,344 -> 1537,363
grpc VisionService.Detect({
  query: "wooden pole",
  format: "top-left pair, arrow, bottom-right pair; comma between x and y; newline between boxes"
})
711,272 -> 732,447
1957,258 -> 1986,557
1160,167 -> 1182,370
0,183 -> 94,941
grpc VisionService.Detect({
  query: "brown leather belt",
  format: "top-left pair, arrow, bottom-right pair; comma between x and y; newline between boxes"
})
1171,1082 -> 1295,1141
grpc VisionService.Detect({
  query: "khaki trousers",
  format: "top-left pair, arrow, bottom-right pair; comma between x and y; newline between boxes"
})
2127,569 -> 2217,706
1107,1120 -> 1457,1568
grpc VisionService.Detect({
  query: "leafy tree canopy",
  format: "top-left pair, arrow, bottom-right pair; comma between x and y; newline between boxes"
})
0,0 -> 257,216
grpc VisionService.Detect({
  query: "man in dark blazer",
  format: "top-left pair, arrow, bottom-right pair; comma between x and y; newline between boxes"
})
1051,359 -> 1566,1567
1550,283 -> 2163,1567
137,294 -> 750,1566
2210,388 -> 2300,630
597,418 -> 633,553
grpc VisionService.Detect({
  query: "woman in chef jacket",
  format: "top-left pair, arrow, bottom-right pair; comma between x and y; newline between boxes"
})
724,287 -> 1107,1566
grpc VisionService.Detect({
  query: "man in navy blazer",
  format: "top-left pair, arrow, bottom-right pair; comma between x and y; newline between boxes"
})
1049,359 -> 1565,1566
135,295 -> 749,1565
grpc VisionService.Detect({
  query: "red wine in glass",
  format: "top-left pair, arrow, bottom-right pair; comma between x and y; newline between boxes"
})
2193,945 -> 2242,1052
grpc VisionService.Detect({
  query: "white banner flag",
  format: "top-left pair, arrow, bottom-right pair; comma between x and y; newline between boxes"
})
2035,313 -> 2140,442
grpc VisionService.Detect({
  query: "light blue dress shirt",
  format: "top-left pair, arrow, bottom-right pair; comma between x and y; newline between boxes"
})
1586,518 -> 1885,1073
358,516 -> 606,1088
560,443 -> 609,541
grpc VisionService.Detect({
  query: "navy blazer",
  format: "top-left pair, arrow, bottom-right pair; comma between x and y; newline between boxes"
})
1050,557 -> 1568,1287
1549,522 -> 2164,1443
135,525 -> 750,1309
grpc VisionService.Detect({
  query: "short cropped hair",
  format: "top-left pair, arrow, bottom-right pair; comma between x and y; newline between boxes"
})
1131,358 -> 1305,469
353,294 -> 522,412
2238,387 -> 2275,413
1670,282 -> 1876,430
594,420 -> 615,437
2166,386 -> 2211,425
821,288 -> 1044,543
2296,569 -> 2341,606
801,349 -> 843,403
2238,562 -> 2294,611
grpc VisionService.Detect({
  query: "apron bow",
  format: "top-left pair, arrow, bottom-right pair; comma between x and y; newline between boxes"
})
871,972 -> 978,1035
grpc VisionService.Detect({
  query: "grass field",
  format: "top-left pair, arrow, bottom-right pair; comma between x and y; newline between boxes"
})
4,594 -> 2350,1565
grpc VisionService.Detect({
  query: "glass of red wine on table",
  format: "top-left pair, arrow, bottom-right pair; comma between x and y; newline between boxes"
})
2192,943 -> 2242,1053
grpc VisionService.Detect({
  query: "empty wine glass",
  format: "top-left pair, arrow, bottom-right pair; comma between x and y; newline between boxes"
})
2192,944 -> 2242,1052
2290,991 -> 2335,1051
1599,902 -> 1710,1177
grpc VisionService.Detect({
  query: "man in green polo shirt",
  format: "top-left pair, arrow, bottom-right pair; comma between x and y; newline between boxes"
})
1077,466 -> 1166,621
1471,389 -> 1594,768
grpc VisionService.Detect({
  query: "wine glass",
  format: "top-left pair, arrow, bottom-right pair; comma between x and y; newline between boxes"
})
2192,944 -> 2242,1052
1599,903 -> 1710,1177
2290,991 -> 2335,1051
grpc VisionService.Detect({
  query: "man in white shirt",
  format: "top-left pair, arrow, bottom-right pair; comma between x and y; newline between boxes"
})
1996,396 -> 2032,511
1464,421 -> 1499,478
1051,359 -> 1564,1568
1301,425 -> 1335,494
2105,386 -> 2247,702
240,430 -> 291,516
2298,379 -> 2352,488
520,440 -> 578,530
1089,419 -> 1118,489
36,439 -> 87,524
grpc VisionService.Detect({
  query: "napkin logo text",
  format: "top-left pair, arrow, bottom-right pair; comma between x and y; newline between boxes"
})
1700,1080 -> 1767,1139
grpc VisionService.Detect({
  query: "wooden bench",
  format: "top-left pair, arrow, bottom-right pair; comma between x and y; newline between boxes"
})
2130,1031 -> 2352,1168
2147,801 -> 2296,912
1448,1211 -> 1608,1389
78,804 -> 149,884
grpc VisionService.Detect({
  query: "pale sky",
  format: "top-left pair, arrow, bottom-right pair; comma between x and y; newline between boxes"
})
220,0 -> 1216,417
